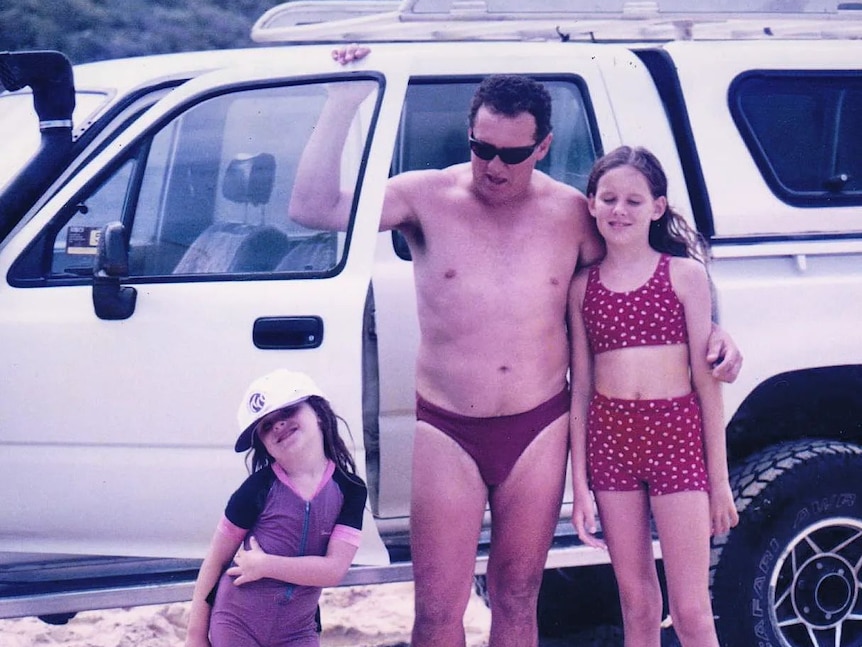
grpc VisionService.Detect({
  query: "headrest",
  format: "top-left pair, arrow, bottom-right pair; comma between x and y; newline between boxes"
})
222,153 -> 276,206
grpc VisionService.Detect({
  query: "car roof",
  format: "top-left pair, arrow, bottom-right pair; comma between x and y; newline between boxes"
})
252,0 -> 862,43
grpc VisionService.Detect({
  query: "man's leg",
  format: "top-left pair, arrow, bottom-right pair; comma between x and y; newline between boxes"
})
410,420 -> 489,647
485,414 -> 569,647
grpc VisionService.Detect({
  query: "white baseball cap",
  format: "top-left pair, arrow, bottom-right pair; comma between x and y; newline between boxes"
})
235,369 -> 326,452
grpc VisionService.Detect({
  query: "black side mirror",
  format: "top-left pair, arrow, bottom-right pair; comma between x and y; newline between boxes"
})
92,221 -> 137,320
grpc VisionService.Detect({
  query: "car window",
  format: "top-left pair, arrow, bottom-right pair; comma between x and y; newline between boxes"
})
51,159 -> 135,277
730,71 -> 862,207
17,78 -> 380,284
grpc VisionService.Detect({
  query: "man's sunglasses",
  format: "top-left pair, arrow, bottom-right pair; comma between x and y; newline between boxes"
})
468,134 -> 539,165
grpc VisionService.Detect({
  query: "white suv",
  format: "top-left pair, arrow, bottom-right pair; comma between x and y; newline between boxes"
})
1,2 -> 861,645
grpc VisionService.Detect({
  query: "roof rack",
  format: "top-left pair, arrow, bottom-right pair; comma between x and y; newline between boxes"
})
251,0 -> 862,44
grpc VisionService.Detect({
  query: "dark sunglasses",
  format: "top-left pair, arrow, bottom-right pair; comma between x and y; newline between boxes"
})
468,134 -> 539,165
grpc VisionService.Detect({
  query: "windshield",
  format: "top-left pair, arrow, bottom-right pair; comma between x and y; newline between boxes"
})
0,90 -> 109,189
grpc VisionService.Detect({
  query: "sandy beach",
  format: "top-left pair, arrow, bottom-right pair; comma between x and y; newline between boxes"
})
0,582 -> 493,647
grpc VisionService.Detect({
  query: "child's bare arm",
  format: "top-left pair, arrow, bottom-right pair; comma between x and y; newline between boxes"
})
567,273 -> 605,549
674,258 -> 739,535
186,528 -> 242,647
228,534 -> 359,588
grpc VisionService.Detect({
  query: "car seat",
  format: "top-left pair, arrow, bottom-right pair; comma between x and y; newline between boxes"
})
173,152 -> 289,274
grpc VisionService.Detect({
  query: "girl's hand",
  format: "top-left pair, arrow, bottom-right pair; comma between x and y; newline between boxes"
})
227,536 -> 270,586
709,482 -> 740,536
572,489 -> 606,550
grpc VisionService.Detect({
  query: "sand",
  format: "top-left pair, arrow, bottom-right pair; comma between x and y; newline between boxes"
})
0,582 -> 493,647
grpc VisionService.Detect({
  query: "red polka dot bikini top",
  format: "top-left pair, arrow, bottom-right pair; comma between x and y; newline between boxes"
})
582,253 -> 688,355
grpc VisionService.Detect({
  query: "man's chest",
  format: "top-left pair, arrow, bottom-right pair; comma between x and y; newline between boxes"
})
414,205 -> 579,270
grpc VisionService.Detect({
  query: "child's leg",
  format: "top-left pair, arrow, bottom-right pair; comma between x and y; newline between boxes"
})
595,490 -> 663,647
651,491 -> 718,647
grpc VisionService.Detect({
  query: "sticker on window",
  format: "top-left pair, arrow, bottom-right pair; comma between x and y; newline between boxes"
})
66,226 -> 101,255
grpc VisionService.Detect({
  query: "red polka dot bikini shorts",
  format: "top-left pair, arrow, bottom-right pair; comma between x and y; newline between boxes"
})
587,391 -> 710,496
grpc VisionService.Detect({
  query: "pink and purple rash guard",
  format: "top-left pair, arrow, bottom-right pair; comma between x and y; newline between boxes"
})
208,460 -> 366,647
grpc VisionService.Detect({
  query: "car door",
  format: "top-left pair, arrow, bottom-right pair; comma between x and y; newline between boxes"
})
0,52 -> 408,563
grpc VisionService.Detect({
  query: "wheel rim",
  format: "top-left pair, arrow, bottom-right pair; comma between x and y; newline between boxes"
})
769,517 -> 862,647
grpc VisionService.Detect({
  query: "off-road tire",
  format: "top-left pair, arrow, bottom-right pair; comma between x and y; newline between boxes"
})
710,439 -> 862,647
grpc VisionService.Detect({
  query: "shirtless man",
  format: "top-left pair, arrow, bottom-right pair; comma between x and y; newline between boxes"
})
288,46 -> 741,647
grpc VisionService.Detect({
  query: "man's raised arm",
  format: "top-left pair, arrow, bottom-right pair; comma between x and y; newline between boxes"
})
288,81 -> 376,231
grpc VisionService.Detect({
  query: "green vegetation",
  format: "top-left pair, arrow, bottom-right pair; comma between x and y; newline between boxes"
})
0,0 -> 279,64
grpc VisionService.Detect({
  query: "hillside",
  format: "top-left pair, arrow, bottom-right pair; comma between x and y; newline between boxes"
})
0,0 -> 280,64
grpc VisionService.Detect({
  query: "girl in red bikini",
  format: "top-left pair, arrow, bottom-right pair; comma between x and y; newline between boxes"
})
568,146 -> 738,647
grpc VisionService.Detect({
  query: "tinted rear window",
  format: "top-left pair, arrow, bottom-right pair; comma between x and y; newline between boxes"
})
730,71 -> 862,207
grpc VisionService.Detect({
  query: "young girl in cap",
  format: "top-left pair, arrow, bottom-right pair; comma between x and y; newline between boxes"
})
186,369 -> 367,647
568,146 -> 738,647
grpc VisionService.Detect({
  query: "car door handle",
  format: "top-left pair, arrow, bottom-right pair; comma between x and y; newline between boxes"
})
252,316 -> 323,349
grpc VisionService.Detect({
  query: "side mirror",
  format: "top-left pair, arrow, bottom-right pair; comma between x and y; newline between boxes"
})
92,221 -> 137,320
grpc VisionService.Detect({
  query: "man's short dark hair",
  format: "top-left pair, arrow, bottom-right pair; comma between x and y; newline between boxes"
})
469,75 -> 552,143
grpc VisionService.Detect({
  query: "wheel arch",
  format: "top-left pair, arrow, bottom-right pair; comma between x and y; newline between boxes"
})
726,365 -> 862,464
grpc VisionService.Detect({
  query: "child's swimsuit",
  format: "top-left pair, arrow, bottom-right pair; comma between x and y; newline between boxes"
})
582,254 -> 709,495
416,387 -> 569,487
587,391 -> 709,495
583,253 -> 688,353
209,460 -> 367,647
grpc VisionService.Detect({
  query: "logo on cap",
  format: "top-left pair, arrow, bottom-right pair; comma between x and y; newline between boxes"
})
248,392 -> 267,413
